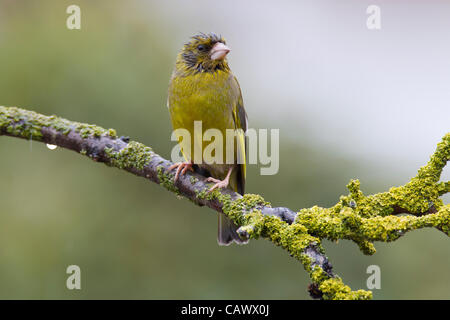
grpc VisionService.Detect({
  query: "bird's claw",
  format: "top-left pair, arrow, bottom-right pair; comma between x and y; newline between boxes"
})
206,177 -> 230,193
168,161 -> 193,183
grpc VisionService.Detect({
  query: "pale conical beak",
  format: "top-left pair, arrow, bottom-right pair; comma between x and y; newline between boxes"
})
210,42 -> 231,60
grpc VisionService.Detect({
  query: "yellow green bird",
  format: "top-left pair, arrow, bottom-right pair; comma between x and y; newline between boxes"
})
167,33 -> 248,245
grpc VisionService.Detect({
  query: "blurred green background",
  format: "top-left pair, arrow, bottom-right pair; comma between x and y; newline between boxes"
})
0,0 -> 448,299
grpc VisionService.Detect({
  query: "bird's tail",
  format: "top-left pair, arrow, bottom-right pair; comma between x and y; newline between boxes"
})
217,212 -> 248,246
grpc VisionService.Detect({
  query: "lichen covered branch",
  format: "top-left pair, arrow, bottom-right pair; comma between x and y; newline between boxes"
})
1,106 -> 449,300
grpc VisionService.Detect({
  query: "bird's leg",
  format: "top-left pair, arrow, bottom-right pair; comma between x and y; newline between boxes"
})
206,167 -> 233,193
168,161 -> 194,183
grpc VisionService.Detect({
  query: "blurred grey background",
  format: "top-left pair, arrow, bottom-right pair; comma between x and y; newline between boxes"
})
0,0 -> 448,299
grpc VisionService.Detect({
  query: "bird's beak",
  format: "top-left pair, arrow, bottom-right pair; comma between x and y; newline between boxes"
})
210,42 -> 231,60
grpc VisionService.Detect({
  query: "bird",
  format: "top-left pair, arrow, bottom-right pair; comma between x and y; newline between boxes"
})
167,33 -> 248,245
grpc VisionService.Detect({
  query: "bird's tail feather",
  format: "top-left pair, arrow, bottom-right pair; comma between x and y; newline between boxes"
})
217,212 -> 248,246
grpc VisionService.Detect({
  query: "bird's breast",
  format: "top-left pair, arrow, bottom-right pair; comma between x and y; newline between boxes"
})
168,70 -> 236,132
168,70 -> 239,177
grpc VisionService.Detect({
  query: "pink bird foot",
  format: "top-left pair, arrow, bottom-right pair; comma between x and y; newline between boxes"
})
206,168 -> 233,193
168,161 -> 194,182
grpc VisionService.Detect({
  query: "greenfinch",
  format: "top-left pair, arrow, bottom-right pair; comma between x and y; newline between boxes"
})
167,33 -> 248,245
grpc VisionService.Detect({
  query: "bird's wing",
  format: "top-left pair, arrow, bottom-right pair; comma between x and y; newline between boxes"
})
230,75 -> 247,195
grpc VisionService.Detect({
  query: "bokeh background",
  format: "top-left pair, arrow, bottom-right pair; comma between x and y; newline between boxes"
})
0,0 -> 449,299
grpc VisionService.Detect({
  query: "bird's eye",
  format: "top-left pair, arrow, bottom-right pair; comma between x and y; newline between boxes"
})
197,44 -> 207,52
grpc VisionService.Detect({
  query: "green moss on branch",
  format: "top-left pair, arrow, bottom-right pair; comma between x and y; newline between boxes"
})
0,106 -> 117,140
105,141 -> 152,170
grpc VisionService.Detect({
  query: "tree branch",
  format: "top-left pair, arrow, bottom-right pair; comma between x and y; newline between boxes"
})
1,106 -> 448,300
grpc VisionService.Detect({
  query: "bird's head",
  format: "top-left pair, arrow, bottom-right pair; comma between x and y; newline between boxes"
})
177,33 -> 231,74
